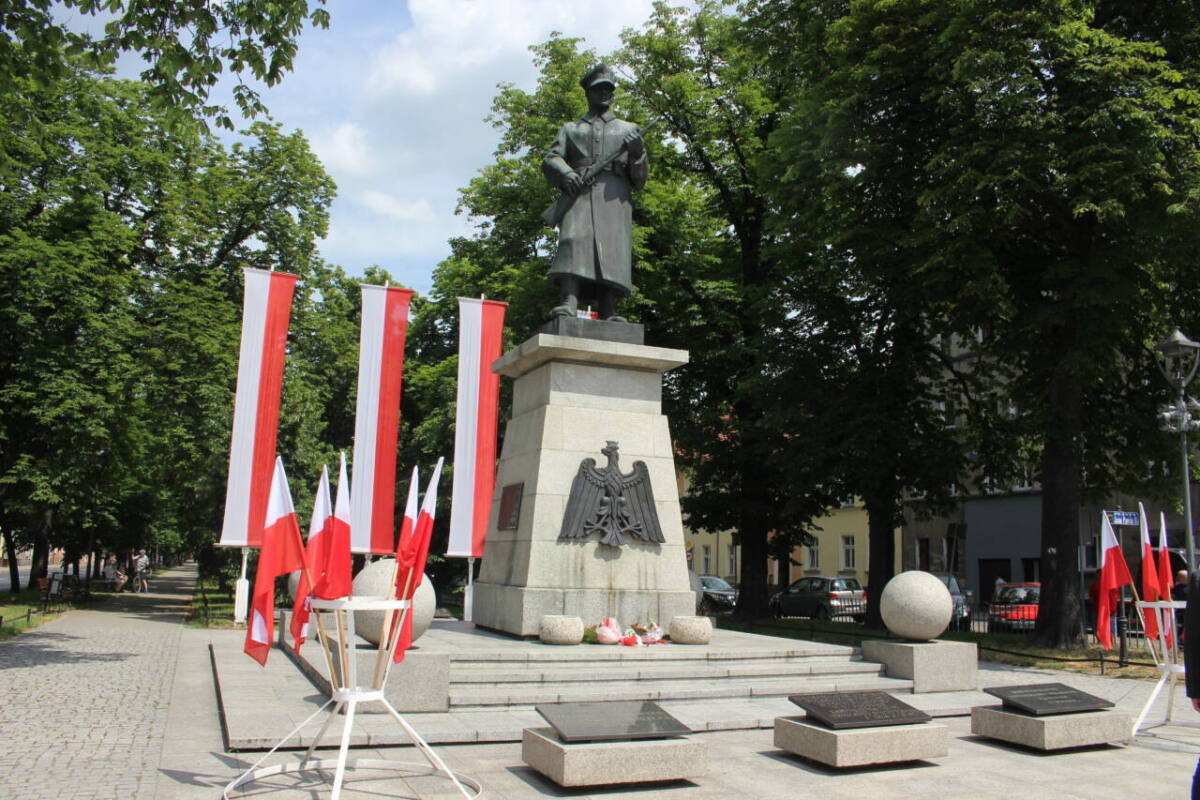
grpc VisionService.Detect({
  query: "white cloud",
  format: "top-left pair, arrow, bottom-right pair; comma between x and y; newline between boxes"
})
252,0 -> 664,293
359,190 -> 435,222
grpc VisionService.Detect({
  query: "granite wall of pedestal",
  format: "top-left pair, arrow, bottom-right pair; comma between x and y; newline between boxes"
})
473,334 -> 697,636
522,727 -> 707,787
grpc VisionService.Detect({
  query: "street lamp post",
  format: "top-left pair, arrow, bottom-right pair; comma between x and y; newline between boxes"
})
1155,329 -> 1200,571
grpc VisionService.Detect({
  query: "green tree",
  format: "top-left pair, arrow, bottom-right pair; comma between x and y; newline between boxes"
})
764,0 -> 1200,644
0,0 -> 330,128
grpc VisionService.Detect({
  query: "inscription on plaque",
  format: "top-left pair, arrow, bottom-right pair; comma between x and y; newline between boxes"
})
497,483 -> 523,530
983,683 -> 1114,716
788,691 -> 932,730
535,700 -> 692,742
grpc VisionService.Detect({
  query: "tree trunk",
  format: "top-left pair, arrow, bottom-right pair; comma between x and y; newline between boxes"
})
27,514 -> 50,589
4,529 -> 20,596
864,489 -> 898,629
1031,346 -> 1085,648
734,458 -> 772,620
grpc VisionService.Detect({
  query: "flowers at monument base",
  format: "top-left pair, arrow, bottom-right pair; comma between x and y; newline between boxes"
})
581,618 -> 664,645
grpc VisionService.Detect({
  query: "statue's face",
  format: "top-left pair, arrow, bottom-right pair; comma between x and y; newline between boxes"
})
585,82 -> 614,112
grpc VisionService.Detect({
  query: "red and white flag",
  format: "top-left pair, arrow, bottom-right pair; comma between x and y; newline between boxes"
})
394,458 -> 444,663
290,465 -> 332,652
395,466 -> 420,574
350,285 -> 414,554
447,297 -> 507,559
1158,512 -> 1175,649
245,457 -> 308,665
220,268 -> 298,547
1096,514 -> 1134,650
314,452 -> 353,599
1138,502 -> 1162,640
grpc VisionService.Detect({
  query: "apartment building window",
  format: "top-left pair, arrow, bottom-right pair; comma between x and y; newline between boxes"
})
917,538 -> 931,571
806,541 -> 820,570
702,545 -> 711,574
728,543 -> 738,580
841,535 -> 856,570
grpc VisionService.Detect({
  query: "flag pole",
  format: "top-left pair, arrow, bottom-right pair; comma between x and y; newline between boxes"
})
293,531 -> 339,689
377,566 -> 418,687
464,557 -> 475,623
372,566 -> 416,688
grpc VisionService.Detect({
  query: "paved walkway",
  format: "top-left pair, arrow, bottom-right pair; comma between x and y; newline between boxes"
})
0,564 -> 194,800
4,564 -> 1200,799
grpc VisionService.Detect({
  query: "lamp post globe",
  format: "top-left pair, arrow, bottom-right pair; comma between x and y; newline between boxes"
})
1155,328 -> 1200,571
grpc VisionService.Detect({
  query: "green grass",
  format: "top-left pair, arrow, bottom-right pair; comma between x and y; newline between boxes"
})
718,615 -> 1165,679
186,578 -> 240,628
0,587 -> 65,640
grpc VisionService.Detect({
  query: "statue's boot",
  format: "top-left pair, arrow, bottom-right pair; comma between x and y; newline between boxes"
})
600,290 -> 627,323
552,276 -> 580,318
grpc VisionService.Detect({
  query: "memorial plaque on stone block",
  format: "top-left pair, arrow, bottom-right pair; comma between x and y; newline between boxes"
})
983,683 -> 1114,716
535,700 -> 692,742
788,691 -> 932,730
497,483 -> 523,530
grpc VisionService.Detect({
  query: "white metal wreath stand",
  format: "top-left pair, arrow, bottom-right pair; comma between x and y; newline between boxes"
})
223,596 -> 482,799
1131,599 -> 1198,737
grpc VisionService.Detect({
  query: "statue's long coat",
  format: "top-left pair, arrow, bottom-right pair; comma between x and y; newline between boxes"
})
543,110 -> 648,297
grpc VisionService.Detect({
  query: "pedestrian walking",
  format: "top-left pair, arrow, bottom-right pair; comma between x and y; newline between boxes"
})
133,549 -> 150,593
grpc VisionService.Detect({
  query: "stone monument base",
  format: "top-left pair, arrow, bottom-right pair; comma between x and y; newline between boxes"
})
861,639 -> 977,693
522,727 -> 706,787
970,706 -> 1131,750
473,585 -> 696,638
773,717 -> 947,767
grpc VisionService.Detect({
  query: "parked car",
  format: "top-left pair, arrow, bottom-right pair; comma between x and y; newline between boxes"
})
931,573 -> 972,628
697,574 -> 738,614
769,576 -> 865,621
988,582 -> 1040,631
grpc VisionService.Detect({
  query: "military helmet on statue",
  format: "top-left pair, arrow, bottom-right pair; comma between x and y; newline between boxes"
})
580,63 -> 617,89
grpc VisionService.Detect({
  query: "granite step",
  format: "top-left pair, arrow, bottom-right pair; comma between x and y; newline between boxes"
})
449,658 -> 883,685
444,644 -> 857,664
449,673 -> 913,708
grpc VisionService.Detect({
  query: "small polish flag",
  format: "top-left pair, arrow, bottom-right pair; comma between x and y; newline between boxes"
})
290,465 -> 332,652
394,458 -> 444,663
1157,512 -> 1175,649
1096,514 -> 1133,650
314,452 -> 353,600
245,457 -> 307,665
1137,502 -> 1161,641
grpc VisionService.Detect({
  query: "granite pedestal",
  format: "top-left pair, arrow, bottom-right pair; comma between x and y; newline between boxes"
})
774,716 -> 948,767
472,333 -> 697,636
522,727 -> 706,787
971,705 -> 1132,750
861,639 -> 977,693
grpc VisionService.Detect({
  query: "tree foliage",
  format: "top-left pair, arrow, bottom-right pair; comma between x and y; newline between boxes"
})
0,0 -> 330,128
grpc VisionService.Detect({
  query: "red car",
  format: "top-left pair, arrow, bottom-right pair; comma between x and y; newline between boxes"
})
988,582 -> 1040,631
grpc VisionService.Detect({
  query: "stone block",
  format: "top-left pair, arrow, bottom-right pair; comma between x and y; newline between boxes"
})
521,727 -> 706,787
773,716 -> 947,767
860,639 -> 977,693
539,615 -> 584,644
669,616 -> 713,644
970,705 -> 1131,750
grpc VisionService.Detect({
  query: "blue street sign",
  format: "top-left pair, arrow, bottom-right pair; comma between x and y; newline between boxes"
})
1105,510 -> 1140,527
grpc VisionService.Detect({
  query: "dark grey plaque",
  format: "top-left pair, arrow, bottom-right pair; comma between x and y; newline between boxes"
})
535,700 -> 691,742
983,683 -> 1114,716
497,483 -> 523,531
788,691 -> 932,730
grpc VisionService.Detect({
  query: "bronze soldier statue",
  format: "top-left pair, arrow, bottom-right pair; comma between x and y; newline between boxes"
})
542,63 -> 648,322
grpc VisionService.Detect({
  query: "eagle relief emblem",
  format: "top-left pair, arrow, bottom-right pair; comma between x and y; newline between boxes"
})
558,441 -> 664,547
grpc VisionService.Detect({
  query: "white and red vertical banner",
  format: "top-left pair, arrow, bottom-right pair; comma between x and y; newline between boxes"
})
220,268 -> 298,547
447,298 -> 507,558
245,457 -> 307,665
1096,514 -> 1134,650
350,285 -> 414,554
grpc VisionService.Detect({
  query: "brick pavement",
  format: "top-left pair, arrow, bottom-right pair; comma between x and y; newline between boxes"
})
0,564 -> 196,800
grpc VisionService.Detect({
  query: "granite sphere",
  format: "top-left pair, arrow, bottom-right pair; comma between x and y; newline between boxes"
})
880,570 -> 953,641
351,558 -> 436,645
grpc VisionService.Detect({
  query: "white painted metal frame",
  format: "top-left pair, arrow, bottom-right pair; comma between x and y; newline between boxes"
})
1132,600 -> 1197,736
223,597 -> 481,800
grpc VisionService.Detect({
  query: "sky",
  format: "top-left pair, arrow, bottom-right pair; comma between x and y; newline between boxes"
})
143,0 -> 664,295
